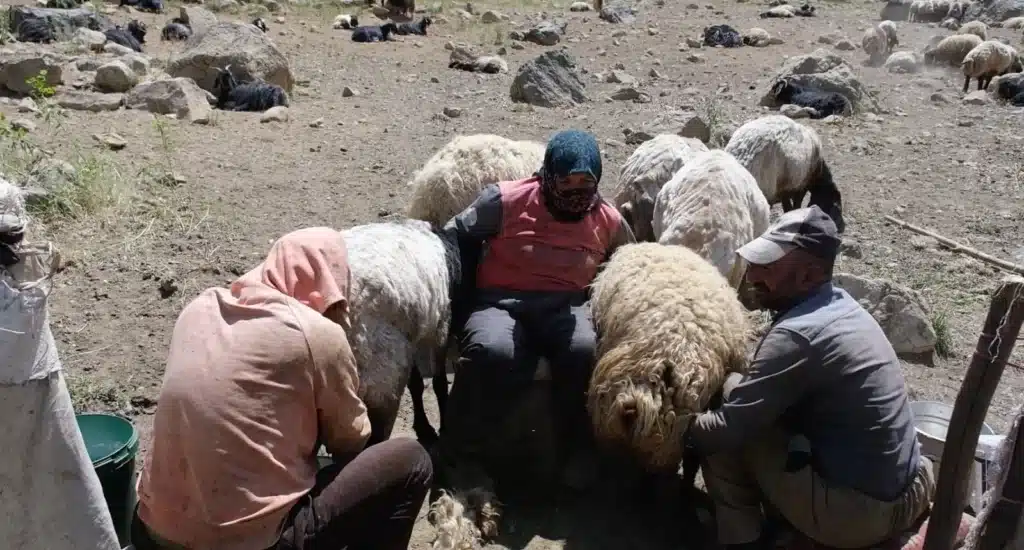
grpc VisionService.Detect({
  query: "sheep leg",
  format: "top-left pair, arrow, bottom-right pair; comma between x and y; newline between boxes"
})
962,75 -> 972,94
433,370 -> 449,430
407,369 -> 439,447
978,74 -> 988,91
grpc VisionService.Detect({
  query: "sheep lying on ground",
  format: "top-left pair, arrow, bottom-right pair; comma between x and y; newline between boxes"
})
104,24 -> 144,52
653,150 -> 770,292
406,134 -> 545,228
764,77 -> 852,119
703,24 -> 743,47
760,3 -> 815,17
448,46 -> 509,74
119,0 -> 163,12
212,66 -> 289,112
395,16 -> 432,35
16,19 -> 55,44
252,17 -> 268,32
612,134 -> 709,242
743,27 -> 772,46
923,33 -> 982,66
909,0 -> 951,22
161,18 -> 191,40
332,13 -> 359,29
352,22 -> 398,42
994,72 -> 1024,105
863,21 -> 899,65
961,40 -> 1019,92
725,114 -> 846,233
341,219 -> 465,448
1000,16 -> 1024,30
958,20 -> 988,39
587,242 -> 752,470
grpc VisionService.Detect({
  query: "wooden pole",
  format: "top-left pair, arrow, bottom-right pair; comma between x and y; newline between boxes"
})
974,413 -> 1024,549
923,278 -> 1024,550
883,216 -> 1024,277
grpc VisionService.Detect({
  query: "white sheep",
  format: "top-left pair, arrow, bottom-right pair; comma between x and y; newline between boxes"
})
724,115 -> 845,233
611,134 -> 709,242
961,39 -> 1020,93
652,150 -> 770,295
760,4 -> 796,17
958,20 -> 988,40
862,21 -> 899,65
910,0 -> 952,22
1000,16 -> 1024,30
406,134 -> 545,228
587,242 -> 752,470
341,219 -> 464,447
885,50 -> 924,73
923,32 -> 983,66
332,13 -> 358,29
940,17 -> 961,30
742,27 -> 772,47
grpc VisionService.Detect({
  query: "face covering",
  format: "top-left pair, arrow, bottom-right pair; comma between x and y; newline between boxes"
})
538,129 -> 603,222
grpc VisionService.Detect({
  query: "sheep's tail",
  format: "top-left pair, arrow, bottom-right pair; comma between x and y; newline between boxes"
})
806,159 -> 845,234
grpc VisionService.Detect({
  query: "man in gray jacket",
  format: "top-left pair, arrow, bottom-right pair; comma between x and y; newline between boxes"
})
685,206 -> 935,550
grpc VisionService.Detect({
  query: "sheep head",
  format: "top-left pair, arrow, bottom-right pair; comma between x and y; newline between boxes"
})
381,22 -> 398,38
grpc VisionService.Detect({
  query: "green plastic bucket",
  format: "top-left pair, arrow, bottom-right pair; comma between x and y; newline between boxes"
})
76,413 -> 139,547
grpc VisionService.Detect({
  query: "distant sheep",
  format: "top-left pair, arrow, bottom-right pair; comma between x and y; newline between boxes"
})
611,134 -> 710,242
212,65 -> 289,112
703,24 -> 743,47
394,16 -> 432,35
960,40 -> 1019,93
725,114 -> 845,233
104,25 -> 143,52
252,17 -> 268,32
16,19 -> 55,44
923,33 -> 983,66
352,22 -> 398,42
161,19 -> 192,41
909,0 -> 951,22
958,20 -> 988,40
765,77 -> 852,119
587,242 -> 752,470
940,17 -> 961,30
119,0 -> 163,12
742,27 -> 772,47
448,53 -> 508,74
863,21 -> 899,65
1000,16 -> 1024,30
993,72 -> 1024,105
406,134 -> 545,227
885,50 -> 924,73
760,3 -> 815,17
653,149 -> 770,295
332,14 -> 359,29
386,0 -> 415,18
127,20 -> 147,43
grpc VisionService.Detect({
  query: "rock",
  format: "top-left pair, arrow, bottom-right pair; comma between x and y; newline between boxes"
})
623,111 -> 711,144
167,21 -> 294,94
649,68 -> 663,78
103,42 -> 136,56
817,33 -> 840,45
962,90 -> 991,105
599,5 -> 636,23
121,54 -> 150,77
442,106 -> 463,118
342,86 -> 357,97
835,39 -> 856,51
17,97 -> 39,113
0,49 -> 65,95
54,90 -> 124,112
686,53 -> 706,63
522,20 -> 567,46
7,6 -> 111,42
605,69 -> 636,84
11,119 -> 35,132
686,37 -> 703,48
929,92 -> 950,103
884,51 -> 922,74
75,58 -> 103,72
839,239 -> 863,259
569,1 -> 592,11
177,3 -> 218,36
510,50 -> 589,108
124,77 -> 213,123
94,60 -> 137,93
93,132 -> 127,150
73,27 -> 107,52
260,105 -> 288,122
610,86 -> 649,102
309,117 -> 323,127
879,0 -> 912,21
480,9 -> 503,22
964,0 -> 1024,24
26,158 -> 77,201
833,273 -> 937,356
760,48 -> 881,114
780,103 -> 818,119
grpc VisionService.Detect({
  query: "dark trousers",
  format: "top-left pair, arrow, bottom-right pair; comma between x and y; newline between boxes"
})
131,438 -> 433,550
439,291 -> 597,472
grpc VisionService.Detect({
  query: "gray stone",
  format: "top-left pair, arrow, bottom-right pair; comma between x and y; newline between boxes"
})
7,6 -> 110,42
54,90 -> 124,112
510,50 -> 589,108
167,21 -> 294,94
94,60 -> 137,93
833,273 -> 937,355
124,77 -> 213,123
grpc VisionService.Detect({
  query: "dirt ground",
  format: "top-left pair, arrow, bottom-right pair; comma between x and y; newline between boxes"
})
3,0 -> 1024,547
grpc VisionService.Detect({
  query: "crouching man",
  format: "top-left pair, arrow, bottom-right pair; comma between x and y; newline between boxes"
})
683,206 -> 935,550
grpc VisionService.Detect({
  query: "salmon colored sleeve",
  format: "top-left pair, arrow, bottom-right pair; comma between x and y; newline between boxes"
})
312,322 -> 372,457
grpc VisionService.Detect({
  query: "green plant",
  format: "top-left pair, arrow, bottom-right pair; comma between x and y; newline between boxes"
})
931,311 -> 953,359
25,69 -> 67,129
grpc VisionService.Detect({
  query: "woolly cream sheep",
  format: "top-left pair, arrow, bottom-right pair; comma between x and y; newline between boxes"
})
961,39 -> 1020,92
612,134 -> 709,242
862,21 -> 899,65
958,20 -> 988,40
652,149 -> 771,294
332,13 -> 358,29
406,134 -> 545,228
587,242 -> 752,470
923,33 -> 982,67
341,219 -> 464,447
1000,16 -> 1024,30
724,115 -> 846,233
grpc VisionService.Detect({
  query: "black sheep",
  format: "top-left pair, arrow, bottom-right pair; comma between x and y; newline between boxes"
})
795,3 -> 816,16
120,0 -> 163,12
127,19 -> 147,43
161,21 -> 192,41
47,0 -> 83,8
394,16 -> 431,35
16,19 -> 55,44
997,73 -> 1024,106
386,0 -> 415,18
351,22 -> 398,42
703,24 -> 743,48
105,26 -> 143,51
212,66 -> 289,112
252,17 -> 269,32
768,78 -> 851,119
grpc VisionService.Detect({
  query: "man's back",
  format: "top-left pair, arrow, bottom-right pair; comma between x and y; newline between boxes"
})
777,283 -> 921,501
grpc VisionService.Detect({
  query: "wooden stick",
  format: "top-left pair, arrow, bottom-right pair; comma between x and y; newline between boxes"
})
883,216 -> 1024,277
923,279 -> 1024,550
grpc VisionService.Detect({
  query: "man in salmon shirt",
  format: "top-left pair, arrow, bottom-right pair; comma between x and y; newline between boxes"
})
437,129 -> 636,498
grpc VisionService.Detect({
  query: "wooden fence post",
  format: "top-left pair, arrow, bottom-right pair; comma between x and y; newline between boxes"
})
923,278 -> 1024,550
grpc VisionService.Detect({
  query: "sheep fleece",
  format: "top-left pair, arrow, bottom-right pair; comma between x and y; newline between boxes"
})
724,114 -> 825,205
611,133 -> 709,210
587,242 -> 751,469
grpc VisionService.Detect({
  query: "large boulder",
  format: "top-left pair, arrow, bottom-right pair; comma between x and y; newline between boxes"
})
0,48 -> 65,95
510,49 -> 589,108
7,6 -> 110,41
879,0 -> 912,21
166,22 -> 294,94
965,0 -> 1024,23
760,48 -> 881,114
177,5 -> 218,41
833,273 -> 937,356
124,77 -> 213,123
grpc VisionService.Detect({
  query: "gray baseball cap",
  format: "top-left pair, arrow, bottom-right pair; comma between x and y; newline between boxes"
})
736,205 -> 842,265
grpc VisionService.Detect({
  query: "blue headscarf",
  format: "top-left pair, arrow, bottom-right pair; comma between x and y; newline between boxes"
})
538,129 -> 603,221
